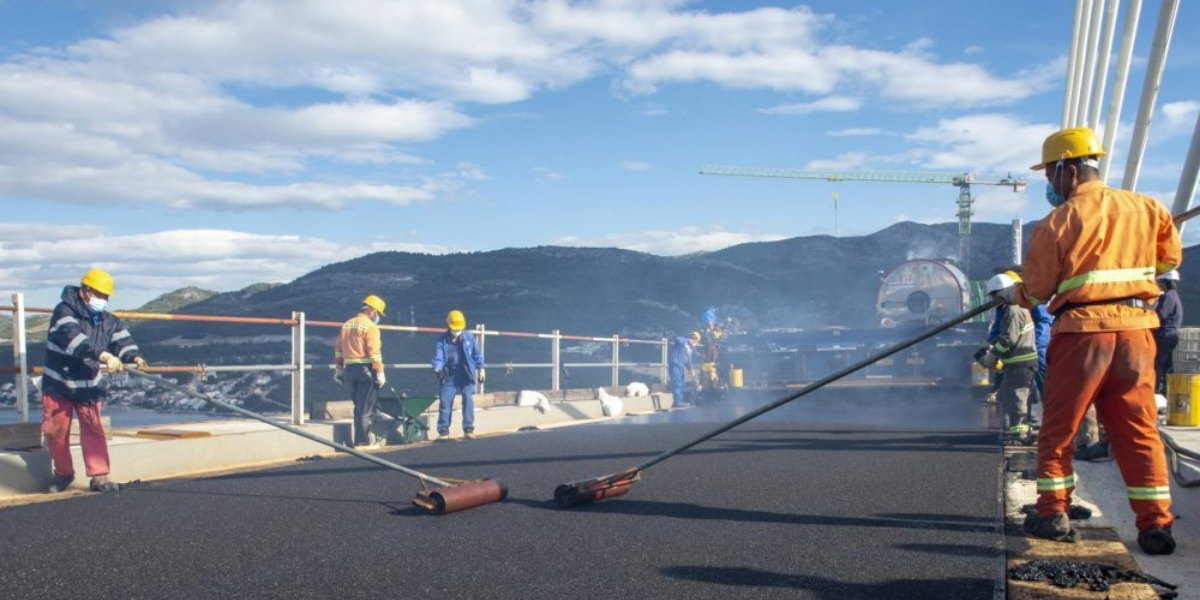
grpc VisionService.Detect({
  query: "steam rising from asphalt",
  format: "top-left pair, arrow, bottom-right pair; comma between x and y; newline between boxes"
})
612,386 -> 997,431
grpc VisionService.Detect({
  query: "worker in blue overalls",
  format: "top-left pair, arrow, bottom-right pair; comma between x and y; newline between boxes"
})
669,332 -> 699,408
432,310 -> 486,440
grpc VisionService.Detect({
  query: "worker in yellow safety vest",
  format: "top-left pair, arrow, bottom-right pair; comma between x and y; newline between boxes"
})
334,295 -> 387,448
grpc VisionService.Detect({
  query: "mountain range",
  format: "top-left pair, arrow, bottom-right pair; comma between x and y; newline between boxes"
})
6,220 -> 1197,400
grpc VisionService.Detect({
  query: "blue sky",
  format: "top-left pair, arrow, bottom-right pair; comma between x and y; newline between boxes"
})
2,0 -> 1198,309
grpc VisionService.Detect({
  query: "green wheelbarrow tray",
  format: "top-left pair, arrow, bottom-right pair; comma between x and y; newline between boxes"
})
372,386 -> 437,444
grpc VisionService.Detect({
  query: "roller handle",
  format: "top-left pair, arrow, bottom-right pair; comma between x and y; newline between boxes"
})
632,298 -> 1004,473
124,368 -> 451,487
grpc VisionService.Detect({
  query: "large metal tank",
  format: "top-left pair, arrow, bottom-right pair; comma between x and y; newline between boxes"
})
876,259 -> 970,328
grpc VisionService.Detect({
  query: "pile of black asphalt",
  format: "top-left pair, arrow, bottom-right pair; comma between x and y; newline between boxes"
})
0,393 -> 1003,599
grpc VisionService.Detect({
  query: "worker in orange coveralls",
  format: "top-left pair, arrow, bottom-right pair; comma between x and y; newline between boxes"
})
990,127 -> 1180,556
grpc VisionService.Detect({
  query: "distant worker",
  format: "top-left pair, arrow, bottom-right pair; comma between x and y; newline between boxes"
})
993,127 -> 1180,555
43,269 -> 148,493
976,273 -> 1038,445
1154,270 -> 1183,394
697,307 -> 723,401
990,267 -> 1054,416
334,295 -> 387,448
669,332 -> 700,408
432,310 -> 486,440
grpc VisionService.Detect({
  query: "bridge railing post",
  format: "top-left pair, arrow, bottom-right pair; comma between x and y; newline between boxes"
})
660,337 -> 668,387
291,311 -> 306,425
551,329 -> 561,391
476,323 -> 486,395
611,334 -> 620,388
12,293 -> 30,423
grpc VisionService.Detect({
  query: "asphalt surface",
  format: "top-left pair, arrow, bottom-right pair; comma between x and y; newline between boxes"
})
0,389 -> 1004,599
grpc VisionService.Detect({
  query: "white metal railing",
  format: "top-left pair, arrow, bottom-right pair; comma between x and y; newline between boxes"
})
3,293 -> 670,426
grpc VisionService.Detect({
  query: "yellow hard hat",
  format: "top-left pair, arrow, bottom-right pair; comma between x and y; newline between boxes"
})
689,331 -> 701,342
81,269 -> 114,296
1032,127 -> 1107,170
447,310 -> 466,330
362,294 -> 386,316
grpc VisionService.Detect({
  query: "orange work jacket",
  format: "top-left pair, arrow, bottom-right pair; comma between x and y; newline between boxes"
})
1018,180 -> 1181,334
335,312 -> 383,373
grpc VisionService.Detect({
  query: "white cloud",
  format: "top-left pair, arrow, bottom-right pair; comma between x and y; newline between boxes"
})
620,161 -> 653,171
827,127 -> 883,137
804,151 -> 869,171
555,226 -> 785,256
0,1 -> 1065,213
1162,101 -> 1200,128
0,227 -> 456,309
906,114 -> 1056,173
759,96 -> 862,115
533,166 -> 566,183
971,189 -> 1029,219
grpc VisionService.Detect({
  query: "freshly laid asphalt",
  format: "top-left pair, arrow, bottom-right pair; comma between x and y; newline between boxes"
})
0,389 -> 1004,599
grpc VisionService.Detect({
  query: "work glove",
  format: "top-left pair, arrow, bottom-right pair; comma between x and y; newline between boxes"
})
375,370 -> 386,388
333,367 -> 344,385
477,368 -> 486,384
133,356 -> 149,370
978,351 -> 999,370
992,285 -> 1019,305
98,351 -> 124,373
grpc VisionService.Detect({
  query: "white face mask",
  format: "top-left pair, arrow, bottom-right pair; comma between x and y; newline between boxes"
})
450,328 -> 463,338
87,296 -> 108,313
373,315 -> 381,324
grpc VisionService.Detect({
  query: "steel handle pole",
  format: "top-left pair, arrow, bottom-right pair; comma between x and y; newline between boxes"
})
125,368 -> 451,487
629,298 -> 1003,474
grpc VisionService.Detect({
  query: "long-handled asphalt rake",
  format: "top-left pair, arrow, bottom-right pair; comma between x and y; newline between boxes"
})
554,298 -> 1002,508
126,368 -> 506,514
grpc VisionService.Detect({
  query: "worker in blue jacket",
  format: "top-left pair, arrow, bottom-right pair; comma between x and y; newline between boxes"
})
669,332 -> 699,408
43,270 -> 148,493
432,310 -> 485,440
1154,270 -> 1183,394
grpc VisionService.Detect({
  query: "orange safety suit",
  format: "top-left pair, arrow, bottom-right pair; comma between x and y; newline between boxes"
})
1017,180 -> 1180,532
335,312 -> 383,374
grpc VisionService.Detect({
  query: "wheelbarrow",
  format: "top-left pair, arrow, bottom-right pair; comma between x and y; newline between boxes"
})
372,385 -> 437,445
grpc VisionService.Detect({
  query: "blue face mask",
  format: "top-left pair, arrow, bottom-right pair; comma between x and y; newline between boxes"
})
87,297 -> 108,313
1045,182 -> 1066,208
373,315 -> 381,325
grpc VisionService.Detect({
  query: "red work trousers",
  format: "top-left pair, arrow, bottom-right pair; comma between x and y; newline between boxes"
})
1037,329 -> 1172,532
40,393 -> 110,478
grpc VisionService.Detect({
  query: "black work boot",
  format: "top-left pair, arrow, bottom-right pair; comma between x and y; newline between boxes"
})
1074,441 -> 1112,462
1137,526 -> 1176,556
47,473 -> 74,494
1023,512 -> 1076,542
89,476 -> 120,493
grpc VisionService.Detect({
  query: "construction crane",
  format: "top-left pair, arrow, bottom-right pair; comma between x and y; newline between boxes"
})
699,165 -> 1028,275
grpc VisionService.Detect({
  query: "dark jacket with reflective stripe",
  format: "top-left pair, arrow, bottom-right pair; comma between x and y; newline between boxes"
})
42,286 -> 142,404
993,305 -> 1037,365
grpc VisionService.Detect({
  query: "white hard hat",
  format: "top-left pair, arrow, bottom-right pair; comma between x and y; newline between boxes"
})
1158,270 -> 1180,281
985,273 -> 1018,295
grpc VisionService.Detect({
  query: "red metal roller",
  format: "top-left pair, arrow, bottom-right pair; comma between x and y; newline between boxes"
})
554,478 -> 634,508
415,478 -> 508,515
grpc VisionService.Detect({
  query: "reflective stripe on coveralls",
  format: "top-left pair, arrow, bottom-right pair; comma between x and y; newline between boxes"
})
1056,267 -> 1156,294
